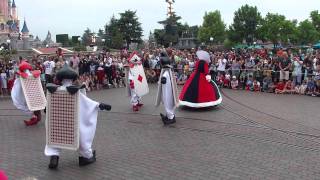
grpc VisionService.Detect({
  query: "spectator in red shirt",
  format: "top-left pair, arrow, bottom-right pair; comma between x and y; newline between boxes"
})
96,64 -> 105,90
275,80 -> 285,94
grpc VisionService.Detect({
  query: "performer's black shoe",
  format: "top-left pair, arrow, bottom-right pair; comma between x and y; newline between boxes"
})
160,114 -> 176,125
48,156 -> 59,169
168,116 -> 176,124
79,150 -> 96,167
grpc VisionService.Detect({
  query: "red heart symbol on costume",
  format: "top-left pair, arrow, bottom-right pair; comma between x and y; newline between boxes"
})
138,75 -> 143,82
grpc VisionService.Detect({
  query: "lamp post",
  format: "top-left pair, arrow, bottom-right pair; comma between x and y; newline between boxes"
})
101,38 -> 105,47
91,34 -> 96,44
78,37 -> 82,47
6,39 -> 11,60
210,37 -> 214,50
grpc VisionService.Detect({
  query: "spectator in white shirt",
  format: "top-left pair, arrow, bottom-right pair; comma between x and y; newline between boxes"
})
217,55 -> 227,76
43,56 -> 55,83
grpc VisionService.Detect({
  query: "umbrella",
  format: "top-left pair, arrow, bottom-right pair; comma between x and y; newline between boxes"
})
313,42 -> 320,49
234,44 -> 248,49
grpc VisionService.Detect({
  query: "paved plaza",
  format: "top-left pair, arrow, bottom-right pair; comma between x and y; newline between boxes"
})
1,85 -> 320,179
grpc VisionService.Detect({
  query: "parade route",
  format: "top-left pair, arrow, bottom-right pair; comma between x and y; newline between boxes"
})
1,85 -> 320,180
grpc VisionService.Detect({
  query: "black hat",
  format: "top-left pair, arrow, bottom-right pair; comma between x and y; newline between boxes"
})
160,51 -> 171,67
56,64 -> 78,82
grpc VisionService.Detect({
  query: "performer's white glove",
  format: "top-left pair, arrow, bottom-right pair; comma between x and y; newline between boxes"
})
206,75 -> 211,82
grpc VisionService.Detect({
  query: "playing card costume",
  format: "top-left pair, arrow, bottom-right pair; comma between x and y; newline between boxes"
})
44,65 -> 111,169
125,52 -> 149,111
155,51 -> 179,125
179,50 -> 222,108
11,61 -> 46,126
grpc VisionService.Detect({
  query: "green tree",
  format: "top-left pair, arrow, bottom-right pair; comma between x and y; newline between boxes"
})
229,4 -> 262,44
153,29 -> 166,46
198,10 -> 226,44
310,10 -> 320,32
158,14 -> 182,47
105,15 -> 125,49
81,28 -> 93,46
118,10 -> 143,48
98,29 -> 104,38
297,20 -> 319,45
259,13 -> 297,47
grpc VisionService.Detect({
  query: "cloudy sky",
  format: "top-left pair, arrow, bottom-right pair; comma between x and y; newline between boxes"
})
16,0 -> 320,41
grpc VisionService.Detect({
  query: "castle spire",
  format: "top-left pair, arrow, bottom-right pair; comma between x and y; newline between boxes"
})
12,0 -> 16,8
21,19 -> 29,34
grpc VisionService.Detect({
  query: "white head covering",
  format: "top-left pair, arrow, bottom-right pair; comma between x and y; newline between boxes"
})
196,50 -> 210,64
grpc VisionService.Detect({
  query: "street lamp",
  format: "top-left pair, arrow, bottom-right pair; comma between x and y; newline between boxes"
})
101,38 -> 105,47
78,37 -> 82,47
209,37 -> 214,49
6,39 -> 11,58
91,34 -> 96,44
6,39 -> 11,50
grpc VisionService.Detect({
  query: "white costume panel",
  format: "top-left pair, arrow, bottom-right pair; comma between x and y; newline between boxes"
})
20,76 -> 46,111
129,65 -> 149,97
161,71 -> 175,119
128,71 -> 141,106
11,79 -> 32,115
156,68 -> 179,119
45,84 -> 99,159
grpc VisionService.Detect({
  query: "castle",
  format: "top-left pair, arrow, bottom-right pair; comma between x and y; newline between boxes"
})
0,0 -> 43,50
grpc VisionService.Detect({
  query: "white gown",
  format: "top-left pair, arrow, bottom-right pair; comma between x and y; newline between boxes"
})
11,79 -> 32,115
44,83 -> 99,159
128,71 -> 141,106
161,70 -> 175,119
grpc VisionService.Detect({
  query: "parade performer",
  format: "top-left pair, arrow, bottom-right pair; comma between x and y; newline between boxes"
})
155,51 -> 179,125
179,50 -> 222,108
44,65 -> 111,169
125,52 -> 149,111
11,61 -> 46,126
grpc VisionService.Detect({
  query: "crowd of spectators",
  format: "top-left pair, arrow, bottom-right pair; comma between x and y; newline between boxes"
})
0,47 -> 320,97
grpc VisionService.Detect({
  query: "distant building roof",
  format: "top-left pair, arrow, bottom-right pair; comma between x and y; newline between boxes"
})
21,20 -> 29,33
35,36 -> 40,41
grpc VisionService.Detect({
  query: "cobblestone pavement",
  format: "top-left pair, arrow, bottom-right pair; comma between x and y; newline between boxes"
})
1,85 -> 320,180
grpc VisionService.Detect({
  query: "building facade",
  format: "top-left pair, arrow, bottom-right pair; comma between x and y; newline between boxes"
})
0,0 -> 42,50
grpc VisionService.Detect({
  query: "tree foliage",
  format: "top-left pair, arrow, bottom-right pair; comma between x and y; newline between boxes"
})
154,14 -> 199,47
310,10 -> 320,32
118,10 -> 143,48
105,15 -> 124,49
81,28 -> 93,46
229,4 -> 262,44
259,13 -> 297,46
198,10 -> 226,44
297,20 -> 319,45
157,14 -> 182,47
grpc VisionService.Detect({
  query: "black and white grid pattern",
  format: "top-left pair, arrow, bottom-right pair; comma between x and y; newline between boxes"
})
21,77 -> 46,111
47,91 -> 79,150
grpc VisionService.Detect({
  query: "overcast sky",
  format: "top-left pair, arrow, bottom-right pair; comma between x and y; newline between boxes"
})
16,0 -> 320,41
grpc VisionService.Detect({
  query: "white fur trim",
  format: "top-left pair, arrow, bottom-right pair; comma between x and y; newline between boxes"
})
179,80 -> 223,108
179,97 -> 222,108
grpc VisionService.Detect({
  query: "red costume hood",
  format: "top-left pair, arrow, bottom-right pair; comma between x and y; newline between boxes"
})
17,61 -> 40,79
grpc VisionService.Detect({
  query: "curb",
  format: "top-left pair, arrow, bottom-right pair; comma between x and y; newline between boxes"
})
0,96 -> 11,100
